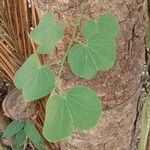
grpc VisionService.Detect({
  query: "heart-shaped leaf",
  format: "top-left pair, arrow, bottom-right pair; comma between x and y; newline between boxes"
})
43,86 -> 102,142
14,54 -> 55,101
68,14 -> 119,79
81,14 -> 119,40
30,13 -> 64,54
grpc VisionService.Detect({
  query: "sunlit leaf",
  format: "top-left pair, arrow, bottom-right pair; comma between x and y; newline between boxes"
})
24,120 -> 44,150
14,54 -> 55,101
43,86 -> 102,142
30,13 -> 64,54
3,120 -> 25,137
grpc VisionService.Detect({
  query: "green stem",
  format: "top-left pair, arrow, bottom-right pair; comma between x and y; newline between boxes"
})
33,49 -> 43,65
74,38 -> 86,46
50,59 -> 62,66
50,4 -> 84,95
57,23 -> 78,81
28,33 -> 43,65
49,24 -> 78,96
57,3 -> 85,81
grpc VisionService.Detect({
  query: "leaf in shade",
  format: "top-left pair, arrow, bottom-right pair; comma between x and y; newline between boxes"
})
24,120 -> 44,150
147,24 -> 150,49
3,120 -> 25,137
139,95 -> 150,150
13,129 -> 26,150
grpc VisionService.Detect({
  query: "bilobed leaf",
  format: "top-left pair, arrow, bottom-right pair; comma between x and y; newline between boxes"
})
139,96 -> 150,150
14,54 -> 55,101
30,13 -> 64,54
43,86 -> 102,142
13,129 -> 26,150
24,120 -> 44,150
68,14 -> 119,79
43,94 -> 73,142
3,120 -> 25,137
68,34 -> 116,78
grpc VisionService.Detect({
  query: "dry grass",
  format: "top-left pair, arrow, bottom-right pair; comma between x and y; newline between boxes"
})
0,0 -> 38,82
0,0 -> 60,149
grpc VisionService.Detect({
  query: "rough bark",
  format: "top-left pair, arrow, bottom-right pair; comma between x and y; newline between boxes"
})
34,0 -> 146,149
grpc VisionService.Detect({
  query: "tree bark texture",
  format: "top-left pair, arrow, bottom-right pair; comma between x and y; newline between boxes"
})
34,0 -> 146,149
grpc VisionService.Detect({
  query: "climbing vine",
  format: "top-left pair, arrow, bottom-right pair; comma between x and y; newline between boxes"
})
4,5 -> 119,147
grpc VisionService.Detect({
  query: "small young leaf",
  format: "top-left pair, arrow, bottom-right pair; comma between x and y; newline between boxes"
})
30,13 -> 64,54
3,120 -> 25,137
68,14 -> 119,79
81,14 -> 119,40
43,86 -> 102,142
68,34 -> 116,78
14,54 -> 55,101
24,120 -> 44,150
139,96 -> 150,150
13,129 -> 26,150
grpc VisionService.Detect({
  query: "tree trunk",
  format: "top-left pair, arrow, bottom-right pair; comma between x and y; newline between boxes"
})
35,0 -> 146,149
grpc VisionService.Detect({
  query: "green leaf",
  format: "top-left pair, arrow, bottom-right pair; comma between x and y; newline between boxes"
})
139,96 -> 150,150
13,129 -> 26,150
3,120 -> 25,137
14,54 -> 40,89
81,14 -> 119,40
24,120 -> 44,150
68,34 -> 116,78
68,14 -> 119,79
147,24 -> 150,49
43,94 -> 74,142
30,13 -> 64,54
43,86 -> 102,142
67,86 -> 102,129
14,54 -> 55,101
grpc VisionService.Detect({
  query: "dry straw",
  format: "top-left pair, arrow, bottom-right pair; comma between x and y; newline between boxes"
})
0,0 -> 60,149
